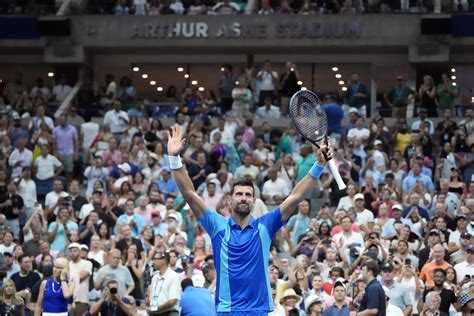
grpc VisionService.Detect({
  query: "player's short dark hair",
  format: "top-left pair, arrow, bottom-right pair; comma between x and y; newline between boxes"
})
433,268 -> 446,277
230,177 -> 254,196
181,278 -> 194,291
362,260 -> 379,277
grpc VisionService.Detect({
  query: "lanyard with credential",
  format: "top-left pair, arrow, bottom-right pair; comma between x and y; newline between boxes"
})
395,86 -> 404,101
150,275 -> 165,310
351,83 -> 360,94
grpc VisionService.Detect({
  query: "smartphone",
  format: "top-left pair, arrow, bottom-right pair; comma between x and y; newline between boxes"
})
405,258 -> 412,266
322,239 -> 332,245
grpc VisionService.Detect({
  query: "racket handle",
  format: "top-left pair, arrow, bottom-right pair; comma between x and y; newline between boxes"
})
328,159 -> 347,190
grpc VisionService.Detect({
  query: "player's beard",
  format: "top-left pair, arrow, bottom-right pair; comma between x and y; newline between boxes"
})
233,202 -> 252,216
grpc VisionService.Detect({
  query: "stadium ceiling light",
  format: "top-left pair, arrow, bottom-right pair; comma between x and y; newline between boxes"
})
297,81 -> 303,85
342,86 -> 348,91
150,80 -> 156,85
338,80 -> 345,85
184,74 -> 190,79
451,68 -> 456,73
177,67 -> 184,72
157,86 -> 164,91
191,80 -> 198,85
335,74 -> 342,79
301,87 -> 307,91
471,96 -> 474,103
452,82 -> 457,86
451,75 -> 456,80
198,87 -> 205,92
48,72 -> 54,77
220,67 -> 225,72
142,74 -> 148,79
132,67 -> 140,72
332,67 -> 338,72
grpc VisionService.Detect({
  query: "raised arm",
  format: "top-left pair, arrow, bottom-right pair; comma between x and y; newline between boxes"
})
280,142 -> 330,222
166,125 -> 206,221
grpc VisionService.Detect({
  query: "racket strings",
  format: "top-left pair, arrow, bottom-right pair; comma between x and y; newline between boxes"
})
289,91 -> 328,144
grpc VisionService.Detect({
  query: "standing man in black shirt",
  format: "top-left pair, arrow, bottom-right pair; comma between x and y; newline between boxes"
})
418,268 -> 458,314
278,61 -> 301,116
0,180 -> 25,239
10,254 -> 41,308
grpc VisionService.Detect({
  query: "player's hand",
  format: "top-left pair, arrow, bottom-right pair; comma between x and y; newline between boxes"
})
166,125 -> 186,156
316,140 -> 332,165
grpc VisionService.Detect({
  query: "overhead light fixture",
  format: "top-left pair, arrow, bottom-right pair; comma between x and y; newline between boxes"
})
198,87 -> 205,92
335,74 -> 342,79
451,68 -> 456,73
332,67 -> 338,72
132,67 -> 139,72
48,72 -> 55,77
142,74 -> 148,79
297,81 -> 303,85
342,87 -> 348,91
338,80 -> 345,85
452,82 -> 457,86
301,87 -> 307,91
177,67 -> 184,72
184,74 -> 189,79
157,86 -> 163,92
220,67 -> 225,72
235,81 -> 239,85
191,80 -> 198,85
451,75 -> 456,80
150,80 -> 156,85
471,96 -> 474,103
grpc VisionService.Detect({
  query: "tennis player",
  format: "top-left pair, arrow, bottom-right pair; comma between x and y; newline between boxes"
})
166,125 -> 331,316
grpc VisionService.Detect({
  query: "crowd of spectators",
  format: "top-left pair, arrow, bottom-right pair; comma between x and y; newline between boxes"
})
1,0 -> 473,15
0,60 -> 473,316
106,0 -> 474,15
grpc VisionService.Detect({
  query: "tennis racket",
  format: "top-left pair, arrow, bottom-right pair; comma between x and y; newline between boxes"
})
289,90 -> 347,190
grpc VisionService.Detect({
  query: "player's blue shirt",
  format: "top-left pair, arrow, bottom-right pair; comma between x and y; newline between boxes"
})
198,207 -> 286,314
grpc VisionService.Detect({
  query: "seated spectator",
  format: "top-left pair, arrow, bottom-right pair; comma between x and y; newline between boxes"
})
255,97 -> 281,119
212,0 -> 240,14
170,0 -> 185,13
115,0 -> 130,14
259,0 -> 274,14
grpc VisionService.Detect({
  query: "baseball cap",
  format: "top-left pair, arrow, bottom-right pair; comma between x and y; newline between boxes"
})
68,242 -> 81,249
192,273 -> 206,288
333,278 -> 347,292
161,167 -> 171,174
459,292 -> 474,309
382,262 -> 394,272
396,75 -> 403,81
3,251 -> 13,257
148,153 -> 159,161
354,193 -> 364,201
456,214 -> 468,221
80,244 -> 89,251
200,262 -> 213,273
349,108 -> 358,114
155,251 -> 170,260
392,204 -> 403,211
418,108 -> 427,113
429,229 -> 439,236
167,213 -> 179,221
466,245 -> 474,252
374,140 -> 383,146
151,210 -> 161,217
460,232 -> 472,239
118,163 -> 131,174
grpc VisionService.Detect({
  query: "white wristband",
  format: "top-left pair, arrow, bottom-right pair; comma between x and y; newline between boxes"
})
169,155 -> 183,170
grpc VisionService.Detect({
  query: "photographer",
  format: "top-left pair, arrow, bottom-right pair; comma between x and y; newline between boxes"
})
90,280 -> 134,316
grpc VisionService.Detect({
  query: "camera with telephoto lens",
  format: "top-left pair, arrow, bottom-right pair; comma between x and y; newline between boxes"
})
110,287 -> 117,295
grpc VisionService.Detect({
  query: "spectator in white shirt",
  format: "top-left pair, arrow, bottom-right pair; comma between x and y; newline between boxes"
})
33,144 -> 63,201
256,97 -> 281,119
8,136 -> 33,178
353,193 -> 374,229
103,100 -> 129,140
17,167 -> 37,221
202,181 -> 223,211
262,168 -> 290,205
212,0 -> 240,14
100,74 -> 117,107
333,215 -> 364,264
256,61 -> 278,106
30,77 -> 51,101
45,179 -> 69,219
28,104 -> 54,135
52,76 -> 72,103
170,0 -> 185,13
347,116 -> 370,145
209,117 -> 235,145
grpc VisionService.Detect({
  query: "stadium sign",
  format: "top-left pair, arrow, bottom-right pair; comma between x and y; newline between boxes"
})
130,20 -> 361,39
